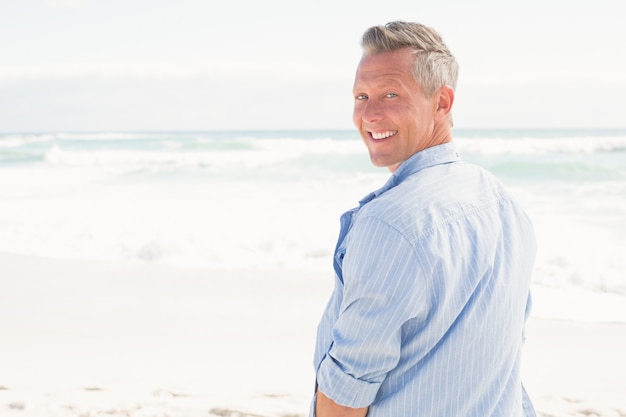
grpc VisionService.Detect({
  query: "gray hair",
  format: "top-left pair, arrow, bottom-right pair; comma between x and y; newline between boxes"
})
361,21 -> 459,98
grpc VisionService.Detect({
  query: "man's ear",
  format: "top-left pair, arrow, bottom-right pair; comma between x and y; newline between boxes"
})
434,85 -> 454,121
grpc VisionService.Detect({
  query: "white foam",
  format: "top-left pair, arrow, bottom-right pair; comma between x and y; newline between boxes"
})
0,133 -> 56,148
456,134 -> 626,155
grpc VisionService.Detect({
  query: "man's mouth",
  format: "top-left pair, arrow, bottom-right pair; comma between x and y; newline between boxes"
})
370,130 -> 397,140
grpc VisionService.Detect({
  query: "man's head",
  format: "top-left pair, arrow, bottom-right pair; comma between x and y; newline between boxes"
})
353,21 -> 458,172
361,21 -> 458,99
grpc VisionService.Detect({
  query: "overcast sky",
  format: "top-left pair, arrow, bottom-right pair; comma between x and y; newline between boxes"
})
1,0 -> 625,132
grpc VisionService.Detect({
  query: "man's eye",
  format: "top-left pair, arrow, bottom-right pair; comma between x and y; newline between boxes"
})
355,94 -> 368,100
386,93 -> 398,98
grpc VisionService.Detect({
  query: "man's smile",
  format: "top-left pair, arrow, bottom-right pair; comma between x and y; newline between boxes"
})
370,130 -> 398,140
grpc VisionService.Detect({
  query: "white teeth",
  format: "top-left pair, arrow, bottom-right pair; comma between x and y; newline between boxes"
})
371,131 -> 397,140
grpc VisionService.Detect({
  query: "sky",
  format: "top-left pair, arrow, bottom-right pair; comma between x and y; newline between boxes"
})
1,0 -> 625,132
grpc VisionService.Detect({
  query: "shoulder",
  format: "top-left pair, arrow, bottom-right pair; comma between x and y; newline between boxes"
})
357,161 -> 514,239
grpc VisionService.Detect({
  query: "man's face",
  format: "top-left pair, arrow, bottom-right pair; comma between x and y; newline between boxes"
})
352,48 -> 440,172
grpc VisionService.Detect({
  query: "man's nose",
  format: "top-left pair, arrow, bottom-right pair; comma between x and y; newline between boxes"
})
361,100 -> 383,123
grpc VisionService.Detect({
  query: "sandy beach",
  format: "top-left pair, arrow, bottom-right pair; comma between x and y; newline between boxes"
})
1,252 -> 625,417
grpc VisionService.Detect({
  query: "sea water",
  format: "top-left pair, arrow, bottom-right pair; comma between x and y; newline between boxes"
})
1,129 -> 625,315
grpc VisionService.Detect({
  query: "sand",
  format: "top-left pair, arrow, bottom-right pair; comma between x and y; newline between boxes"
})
1,252 -> 625,417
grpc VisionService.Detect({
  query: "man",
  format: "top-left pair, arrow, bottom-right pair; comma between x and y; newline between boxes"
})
311,21 -> 537,417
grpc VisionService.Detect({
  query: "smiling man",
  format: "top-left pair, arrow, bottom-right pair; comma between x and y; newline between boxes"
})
310,21 -> 537,417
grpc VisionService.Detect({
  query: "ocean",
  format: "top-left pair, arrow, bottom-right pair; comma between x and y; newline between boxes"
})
1,129 -> 625,314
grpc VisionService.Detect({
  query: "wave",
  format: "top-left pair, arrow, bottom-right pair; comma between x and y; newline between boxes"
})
3,130 -> 623,185
3,130 -> 625,158
37,135 -> 369,175
480,158 -> 626,182
2,129 -> 626,303
455,134 -> 626,156
0,133 -> 57,148
42,145 -> 278,173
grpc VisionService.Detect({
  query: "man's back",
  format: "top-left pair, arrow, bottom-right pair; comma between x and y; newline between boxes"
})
313,144 -> 537,416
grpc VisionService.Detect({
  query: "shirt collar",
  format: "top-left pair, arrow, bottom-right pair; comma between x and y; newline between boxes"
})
358,142 -> 461,206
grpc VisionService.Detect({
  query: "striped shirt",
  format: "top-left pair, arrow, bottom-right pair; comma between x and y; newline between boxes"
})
311,143 -> 537,417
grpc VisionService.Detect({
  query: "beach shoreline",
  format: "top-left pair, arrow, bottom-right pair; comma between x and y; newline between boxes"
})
2,253 -> 625,416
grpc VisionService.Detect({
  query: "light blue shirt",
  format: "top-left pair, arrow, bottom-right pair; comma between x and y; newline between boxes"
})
311,143 -> 537,417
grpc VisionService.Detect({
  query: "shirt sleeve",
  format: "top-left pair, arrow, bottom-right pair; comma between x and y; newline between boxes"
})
316,215 -> 432,408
